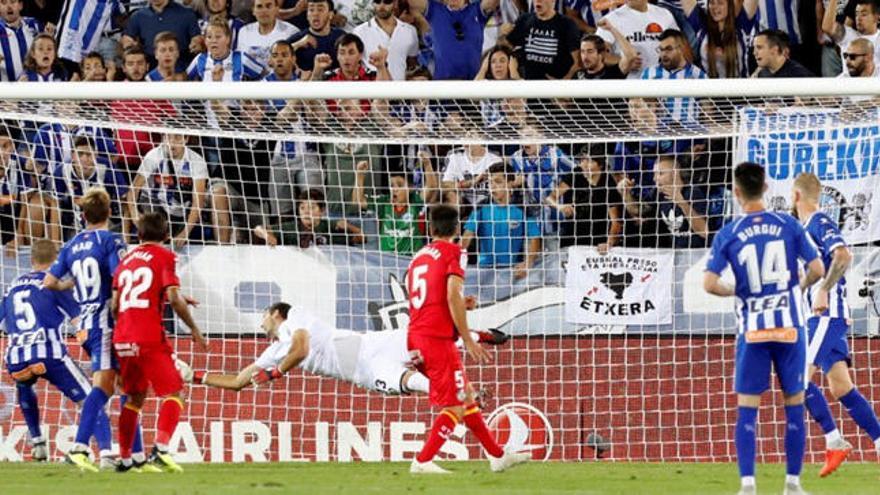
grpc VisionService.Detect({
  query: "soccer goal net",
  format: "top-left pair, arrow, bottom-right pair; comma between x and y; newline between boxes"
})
0,80 -> 878,464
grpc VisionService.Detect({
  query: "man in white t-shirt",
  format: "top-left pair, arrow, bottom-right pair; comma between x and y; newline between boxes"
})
352,0 -> 419,80
441,135 -> 503,211
185,301 -> 509,395
128,134 -> 231,248
823,0 -> 880,74
595,0 -> 677,78
236,0 -> 300,69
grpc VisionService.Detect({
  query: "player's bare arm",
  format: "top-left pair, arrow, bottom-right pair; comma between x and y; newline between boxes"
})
42,273 -> 75,291
812,246 -> 852,315
198,363 -> 261,391
167,285 -> 208,351
703,271 -> 735,297
448,275 -> 490,363
799,257 -> 826,292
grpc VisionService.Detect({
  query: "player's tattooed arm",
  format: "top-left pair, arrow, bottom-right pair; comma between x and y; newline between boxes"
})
799,257 -> 826,292
820,246 -> 852,292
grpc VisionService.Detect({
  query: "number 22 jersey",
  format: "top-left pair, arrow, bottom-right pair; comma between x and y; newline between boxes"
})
112,243 -> 179,345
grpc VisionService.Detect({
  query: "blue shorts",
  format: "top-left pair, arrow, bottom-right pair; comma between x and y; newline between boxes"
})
81,325 -> 117,372
7,356 -> 91,402
807,317 -> 851,374
735,326 -> 808,395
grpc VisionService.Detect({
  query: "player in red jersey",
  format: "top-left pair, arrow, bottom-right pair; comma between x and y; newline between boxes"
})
407,204 -> 529,474
111,212 -> 207,473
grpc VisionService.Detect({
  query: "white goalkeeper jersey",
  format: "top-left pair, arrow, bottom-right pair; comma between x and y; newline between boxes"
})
255,306 -> 351,381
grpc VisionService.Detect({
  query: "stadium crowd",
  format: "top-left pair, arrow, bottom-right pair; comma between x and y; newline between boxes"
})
0,0 -> 872,271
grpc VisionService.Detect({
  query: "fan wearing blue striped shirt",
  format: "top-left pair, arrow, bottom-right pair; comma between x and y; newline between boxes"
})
791,172 -> 880,478
0,0 -> 44,82
640,29 -> 706,125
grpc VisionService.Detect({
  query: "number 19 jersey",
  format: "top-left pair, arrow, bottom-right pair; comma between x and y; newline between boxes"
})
706,210 -> 819,335
406,240 -> 467,340
112,244 -> 179,345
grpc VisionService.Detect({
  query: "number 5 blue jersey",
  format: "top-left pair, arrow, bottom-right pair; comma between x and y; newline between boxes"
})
803,212 -> 849,320
706,210 -> 819,334
49,229 -> 127,333
1,271 -> 80,366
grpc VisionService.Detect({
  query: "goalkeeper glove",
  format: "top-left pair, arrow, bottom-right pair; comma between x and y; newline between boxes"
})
251,368 -> 283,386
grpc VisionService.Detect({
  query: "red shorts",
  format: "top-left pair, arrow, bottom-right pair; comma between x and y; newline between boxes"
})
408,333 -> 468,407
114,341 -> 183,397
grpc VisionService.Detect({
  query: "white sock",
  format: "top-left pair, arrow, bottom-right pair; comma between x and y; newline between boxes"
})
120,457 -> 132,467
99,449 -> 112,458
31,436 -> 45,445
785,475 -> 800,486
73,442 -> 90,452
874,437 -> 880,451
824,429 -> 842,445
132,452 -> 146,463
156,442 -> 169,452
741,476 -> 756,488
404,373 -> 430,394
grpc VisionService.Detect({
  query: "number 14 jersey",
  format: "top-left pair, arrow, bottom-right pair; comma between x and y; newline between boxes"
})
112,244 -> 179,345
706,210 -> 819,336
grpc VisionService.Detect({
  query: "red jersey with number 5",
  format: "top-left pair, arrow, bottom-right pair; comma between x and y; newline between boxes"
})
112,243 -> 179,344
406,240 -> 466,340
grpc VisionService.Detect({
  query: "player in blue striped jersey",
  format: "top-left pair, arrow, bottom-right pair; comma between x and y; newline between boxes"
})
2,239 -> 111,463
791,173 -> 880,478
704,163 -> 825,495
0,0 -> 44,82
44,187 -> 153,472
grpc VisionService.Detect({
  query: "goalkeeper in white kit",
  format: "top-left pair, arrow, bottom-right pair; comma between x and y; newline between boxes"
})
184,302 -> 508,395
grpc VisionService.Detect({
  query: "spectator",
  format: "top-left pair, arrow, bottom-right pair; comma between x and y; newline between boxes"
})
129,133 -> 229,247
504,0 -> 581,79
237,0 -> 300,69
612,98 -> 699,200
475,45 -> 520,129
509,125 -> 575,238
753,29 -> 814,77
196,0 -> 246,48
147,31 -> 186,81
51,135 -> 128,238
352,0 -> 420,80
573,30 -> 634,79
321,98 -> 384,215
0,0 -> 43,82
595,0 -> 677,78
287,0 -> 346,79
408,0 -> 500,79
440,129 -> 503,213
332,0 -> 376,31
640,29 -> 706,125
547,144 -> 622,251
353,165 -> 436,254
382,67 -> 446,136
756,0 -> 806,65
682,0 -> 757,78
841,38 -> 879,78
310,33 -> 390,116
56,0 -> 122,75
823,0 -> 880,74
213,99 -> 276,242
0,126 -> 23,246
78,52 -> 111,81
253,188 -> 365,247
123,0 -> 203,72
264,41 -> 300,114
19,34 -> 68,81
617,154 -> 721,248
461,162 -> 542,280
119,45 -> 149,82
22,0 -> 62,32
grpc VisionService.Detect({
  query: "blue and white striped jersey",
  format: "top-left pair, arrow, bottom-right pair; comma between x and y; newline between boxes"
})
640,63 -> 707,124
0,17 -> 43,82
50,229 -> 127,335
2,271 -> 80,366
758,0 -> 801,45
706,210 -> 819,335
803,212 -> 849,320
56,0 -> 123,63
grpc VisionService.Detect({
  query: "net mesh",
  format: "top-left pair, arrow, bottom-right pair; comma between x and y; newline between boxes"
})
0,90 -> 878,464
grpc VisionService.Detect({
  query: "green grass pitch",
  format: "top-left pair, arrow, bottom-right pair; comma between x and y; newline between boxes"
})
1,462 -> 877,494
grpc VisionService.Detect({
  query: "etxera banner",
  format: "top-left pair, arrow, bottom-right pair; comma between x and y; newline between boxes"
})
564,247 -> 674,325
735,107 -> 880,245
